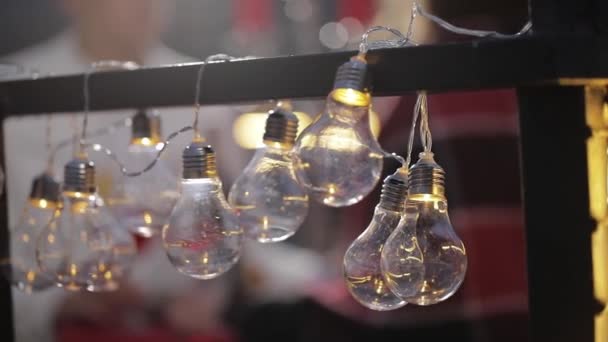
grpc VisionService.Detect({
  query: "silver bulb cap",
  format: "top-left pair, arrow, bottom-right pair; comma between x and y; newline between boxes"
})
262,107 -> 299,147
131,108 -> 161,142
63,157 -> 96,193
408,152 -> 445,197
333,56 -> 370,92
29,172 -> 60,202
379,168 -> 409,212
182,141 -> 217,179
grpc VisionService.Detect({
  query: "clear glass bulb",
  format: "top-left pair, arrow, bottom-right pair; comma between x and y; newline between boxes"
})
36,191 -> 137,292
381,154 -> 467,305
163,178 -> 242,279
344,205 -> 407,311
293,90 -> 383,207
229,144 -> 309,243
109,142 -> 179,238
3,199 -> 57,293
343,172 -> 409,311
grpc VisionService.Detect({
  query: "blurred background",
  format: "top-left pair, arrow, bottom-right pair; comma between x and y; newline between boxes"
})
1,0 -> 530,341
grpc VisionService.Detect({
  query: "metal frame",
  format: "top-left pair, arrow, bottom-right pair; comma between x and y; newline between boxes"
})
0,1 -> 606,341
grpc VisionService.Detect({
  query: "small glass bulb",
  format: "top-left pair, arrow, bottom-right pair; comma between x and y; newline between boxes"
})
3,174 -> 59,293
163,143 -> 242,279
343,171 -> 408,311
381,153 -> 467,305
36,159 -> 137,292
293,58 -> 383,207
108,110 -> 179,238
229,107 -> 309,243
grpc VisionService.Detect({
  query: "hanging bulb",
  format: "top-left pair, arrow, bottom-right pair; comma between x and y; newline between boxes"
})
36,157 -> 137,292
381,152 -> 467,305
293,55 -> 383,207
108,109 -> 179,237
229,104 -> 309,243
162,142 -> 242,279
2,173 -> 59,293
343,168 -> 409,311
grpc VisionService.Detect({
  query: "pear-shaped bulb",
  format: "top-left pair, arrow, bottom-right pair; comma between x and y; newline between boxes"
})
3,173 -> 59,293
162,143 -> 242,279
36,159 -> 137,292
343,170 -> 408,311
109,110 -> 179,238
293,57 -> 383,207
381,153 -> 467,305
229,107 -> 309,242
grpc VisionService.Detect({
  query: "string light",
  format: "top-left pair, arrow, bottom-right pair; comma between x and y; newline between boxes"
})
162,55 -> 242,279
380,92 -> 467,306
6,1 -> 533,292
228,101 -> 309,243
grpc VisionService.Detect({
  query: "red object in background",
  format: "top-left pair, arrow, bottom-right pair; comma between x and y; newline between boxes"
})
233,0 -> 274,32
337,0 -> 376,23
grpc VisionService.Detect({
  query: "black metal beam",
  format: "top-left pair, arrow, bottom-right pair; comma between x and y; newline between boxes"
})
517,85 -> 597,342
0,34 -> 582,116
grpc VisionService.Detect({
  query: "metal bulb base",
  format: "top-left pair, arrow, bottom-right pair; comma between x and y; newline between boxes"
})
63,158 -> 96,193
131,108 -> 161,143
408,152 -> 445,197
379,170 -> 409,212
182,141 -> 217,179
333,56 -> 370,92
29,173 -> 60,202
262,107 -> 299,148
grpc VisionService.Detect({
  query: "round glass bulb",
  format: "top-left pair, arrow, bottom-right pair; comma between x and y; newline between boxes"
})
36,191 -> 137,292
381,196 -> 467,305
163,178 -> 242,280
108,142 -> 179,238
229,145 -> 309,243
3,199 -> 57,293
344,205 -> 407,311
293,91 -> 383,207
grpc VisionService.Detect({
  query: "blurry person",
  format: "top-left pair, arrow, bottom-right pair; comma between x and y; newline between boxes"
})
3,1 -> 244,341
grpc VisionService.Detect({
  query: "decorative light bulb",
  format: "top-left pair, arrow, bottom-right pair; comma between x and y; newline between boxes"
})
381,152 -> 467,305
163,142 -> 242,279
229,106 -> 309,243
293,56 -> 383,207
108,109 -> 179,238
36,157 -> 137,292
2,173 -> 59,293
343,169 -> 409,311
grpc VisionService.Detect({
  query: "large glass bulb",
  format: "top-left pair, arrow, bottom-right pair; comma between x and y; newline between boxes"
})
343,170 -> 408,311
36,158 -> 137,292
293,57 -> 383,207
163,143 -> 242,279
381,153 -> 467,305
3,173 -> 59,293
108,110 -> 179,238
229,107 -> 309,243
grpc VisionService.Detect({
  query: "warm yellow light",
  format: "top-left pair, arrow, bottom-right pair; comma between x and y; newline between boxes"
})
331,88 -> 371,107
131,136 -> 159,146
233,111 -> 312,149
26,271 -> 36,283
369,109 -> 382,139
29,198 -> 58,210
408,193 -> 446,202
143,212 -> 153,225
